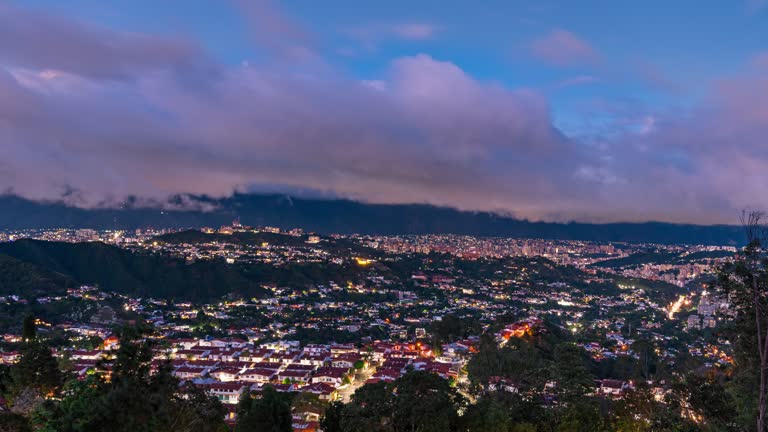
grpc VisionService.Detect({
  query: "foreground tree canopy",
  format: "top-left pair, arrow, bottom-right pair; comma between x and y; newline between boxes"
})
0,327 -> 228,432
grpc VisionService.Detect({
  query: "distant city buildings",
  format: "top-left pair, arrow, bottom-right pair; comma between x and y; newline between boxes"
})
0,223 -> 740,425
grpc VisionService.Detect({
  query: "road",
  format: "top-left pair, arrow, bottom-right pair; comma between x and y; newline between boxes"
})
337,365 -> 376,402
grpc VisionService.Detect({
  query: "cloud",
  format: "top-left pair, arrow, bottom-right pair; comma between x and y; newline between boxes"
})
0,29 -> 582,221
391,23 -> 436,40
530,29 -> 601,67
233,0 -> 317,61
568,57 -> 768,223
2,3 -> 768,224
746,0 -> 768,14
0,2 -> 213,81
553,75 -> 601,89
751,52 -> 768,69
344,22 -> 438,52
634,61 -> 685,94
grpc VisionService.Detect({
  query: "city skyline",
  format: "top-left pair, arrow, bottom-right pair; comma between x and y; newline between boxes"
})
2,0 -> 768,224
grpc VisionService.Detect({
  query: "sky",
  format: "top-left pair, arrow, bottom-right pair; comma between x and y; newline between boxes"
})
1,0 -> 767,224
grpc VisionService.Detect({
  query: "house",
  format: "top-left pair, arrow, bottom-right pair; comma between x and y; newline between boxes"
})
391,350 -> 418,360
198,338 -> 233,348
240,368 -> 277,383
380,358 -> 409,372
269,383 -> 298,392
370,344 -> 393,361
296,407 -> 323,422
292,419 -> 319,432
223,404 -> 238,427
0,351 -> 19,365
329,343 -> 356,355
431,275 -> 455,284
167,338 -> 198,350
304,382 -> 339,401
277,369 -> 311,384
331,353 -> 363,369
185,359 -> 220,370
173,349 -> 209,361
269,350 -> 301,365
226,339 -> 250,349
70,349 -> 104,360
239,348 -> 273,363
251,361 -> 282,371
371,368 -> 402,382
413,360 -> 456,379
261,340 -> 300,351
285,363 -> 317,373
312,367 -> 347,386
103,335 -> 120,349
173,366 -> 202,380
229,360 -> 256,370
300,351 -> 330,367
72,361 -> 99,377
487,376 -> 519,394
208,348 -> 241,362
303,344 -> 330,354
598,379 -> 626,397
210,367 -> 242,382
203,382 -> 248,405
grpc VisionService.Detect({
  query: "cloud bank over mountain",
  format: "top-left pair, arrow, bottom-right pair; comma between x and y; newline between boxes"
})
1,1 -> 767,224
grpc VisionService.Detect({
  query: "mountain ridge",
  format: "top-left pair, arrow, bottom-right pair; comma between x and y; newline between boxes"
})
0,194 -> 745,245
0,239 -> 269,301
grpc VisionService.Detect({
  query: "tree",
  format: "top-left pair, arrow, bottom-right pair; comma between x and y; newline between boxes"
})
32,327 -> 227,432
235,386 -> 292,432
0,412 -> 32,432
108,328 -> 154,385
667,374 -> 735,431
10,340 -> 62,397
291,392 -> 324,415
320,401 -> 344,432
340,371 -> 465,432
429,314 -> 481,347
630,339 -> 658,380
549,344 -> 594,403
466,334 -> 545,394
168,382 -> 228,432
389,371 -> 466,432
717,210 -> 768,431
613,383 -> 698,432
32,377 -> 107,431
341,381 -> 392,432
462,396 -> 512,432
553,399 -> 606,432
21,314 -> 36,341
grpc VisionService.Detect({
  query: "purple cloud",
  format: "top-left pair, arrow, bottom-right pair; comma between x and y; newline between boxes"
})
530,29 -> 601,67
233,0 -> 317,61
391,23 -> 437,40
553,75 -> 601,89
344,22 -> 438,53
0,2 -> 212,81
746,0 -> 768,14
633,61 -> 685,94
0,36 -> 581,220
2,3 -> 768,224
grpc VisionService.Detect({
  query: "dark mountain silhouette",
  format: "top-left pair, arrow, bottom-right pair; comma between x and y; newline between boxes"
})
0,193 -> 745,245
0,254 -> 74,297
0,239 -> 268,301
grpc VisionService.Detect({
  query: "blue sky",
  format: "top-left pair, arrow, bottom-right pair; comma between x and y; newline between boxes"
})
1,0 -> 768,223
20,0 -> 766,134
